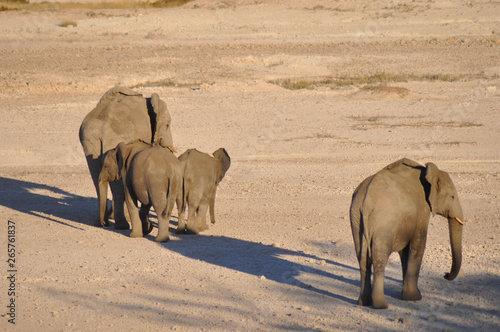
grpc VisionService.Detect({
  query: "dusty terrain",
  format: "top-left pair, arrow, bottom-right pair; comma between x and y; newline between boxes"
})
0,0 -> 499,330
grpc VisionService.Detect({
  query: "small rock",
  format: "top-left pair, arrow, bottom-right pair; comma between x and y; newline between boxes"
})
394,316 -> 411,324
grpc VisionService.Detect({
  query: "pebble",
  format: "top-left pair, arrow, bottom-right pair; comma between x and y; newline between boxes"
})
394,316 -> 411,324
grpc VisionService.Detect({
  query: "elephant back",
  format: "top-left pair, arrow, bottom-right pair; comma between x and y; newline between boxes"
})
80,87 -> 152,159
96,87 -> 143,107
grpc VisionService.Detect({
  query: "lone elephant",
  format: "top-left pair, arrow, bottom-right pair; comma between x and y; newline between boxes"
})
99,140 -> 181,242
79,87 -> 174,228
350,158 -> 464,309
176,148 -> 231,234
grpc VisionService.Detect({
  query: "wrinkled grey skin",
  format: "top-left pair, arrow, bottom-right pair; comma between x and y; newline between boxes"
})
350,158 -> 464,309
176,148 -> 231,234
99,140 -> 181,242
79,87 -> 174,228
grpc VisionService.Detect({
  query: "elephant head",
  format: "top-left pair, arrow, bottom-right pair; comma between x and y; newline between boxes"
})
213,148 -> 231,184
425,162 -> 464,280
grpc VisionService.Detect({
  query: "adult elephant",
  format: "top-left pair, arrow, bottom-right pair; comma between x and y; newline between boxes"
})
79,87 -> 174,228
350,158 -> 464,309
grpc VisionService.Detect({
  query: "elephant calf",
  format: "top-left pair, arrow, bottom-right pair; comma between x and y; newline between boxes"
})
99,140 -> 182,242
176,148 -> 231,234
350,158 -> 464,309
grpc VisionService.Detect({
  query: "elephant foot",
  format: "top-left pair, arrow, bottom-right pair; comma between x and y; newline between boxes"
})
186,226 -> 204,234
401,288 -> 422,301
155,233 -> 170,242
187,223 -> 208,234
372,296 -> 389,310
95,220 -> 109,227
129,230 -> 144,238
95,215 -> 110,227
108,206 -> 114,220
142,222 -> 153,235
114,221 -> 130,230
357,296 -> 372,307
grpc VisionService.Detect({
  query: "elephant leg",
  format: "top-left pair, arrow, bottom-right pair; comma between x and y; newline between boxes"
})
85,155 -> 108,226
186,193 -> 200,234
124,186 -> 143,238
176,196 -> 186,234
401,241 -> 425,301
186,202 -> 198,234
109,196 -> 115,220
209,190 -> 216,224
155,200 -> 174,243
357,239 -> 373,306
371,241 -> 390,309
194,203 -> 209,233
399,245 -> 410,282
110,180 -> 130,229
139,203 -> 153,235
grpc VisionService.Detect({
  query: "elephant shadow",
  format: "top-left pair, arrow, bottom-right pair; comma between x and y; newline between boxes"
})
0,176 -> 94,230
166,235 -> 359,304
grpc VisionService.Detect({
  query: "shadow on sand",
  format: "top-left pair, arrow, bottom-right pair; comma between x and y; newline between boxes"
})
165,235 -> 358,304
0,176 -> 95,230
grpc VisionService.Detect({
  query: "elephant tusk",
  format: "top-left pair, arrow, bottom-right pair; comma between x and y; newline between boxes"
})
167,146 -> 176,153
455,217 -> 464,225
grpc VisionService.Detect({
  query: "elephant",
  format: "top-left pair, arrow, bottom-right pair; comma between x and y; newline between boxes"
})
349,158 -> 464,309
99,140 -> 182,242
79,87 -> 174,228
176,148 -> 231,234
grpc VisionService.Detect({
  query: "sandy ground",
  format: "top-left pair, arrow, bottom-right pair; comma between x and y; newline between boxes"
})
0,0 -> 499,330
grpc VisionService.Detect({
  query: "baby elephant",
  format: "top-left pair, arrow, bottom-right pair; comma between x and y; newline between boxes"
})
350,158 -> 464,309
99,140 -> 182,242
176,148 -> 231,234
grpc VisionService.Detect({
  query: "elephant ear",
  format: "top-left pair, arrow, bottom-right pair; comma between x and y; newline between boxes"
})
213,148 -> 231,184
150,93 -> 169,144
425,162 -> 441,216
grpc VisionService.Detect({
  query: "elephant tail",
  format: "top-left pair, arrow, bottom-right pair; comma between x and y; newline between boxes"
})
360,211 -> 372,268
179,175 -> 186,215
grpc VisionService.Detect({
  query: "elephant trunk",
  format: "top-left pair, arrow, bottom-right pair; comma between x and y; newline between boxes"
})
444,216 -> 463,280
98,180 -> 109,227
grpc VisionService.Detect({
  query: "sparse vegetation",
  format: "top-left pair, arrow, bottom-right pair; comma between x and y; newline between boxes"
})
266,60 -> 284,68
129,79 -> 212,89
349,115 -> 482,130
267,72 -> 479,90
60,21 -> 78,28
283,133 -> 338,142
0,0 -> 193,10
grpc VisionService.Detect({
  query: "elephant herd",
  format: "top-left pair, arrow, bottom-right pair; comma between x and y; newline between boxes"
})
79,87 -> 230,242
79,87 -> 464,309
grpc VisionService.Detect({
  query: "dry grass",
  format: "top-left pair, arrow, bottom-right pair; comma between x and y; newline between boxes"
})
0,0 -> 192,10
129,79 -> 210,89
60,20 -> 78,28
349,115 -> 482,130
268,72 -> 476,90
282,133 -> 338,142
